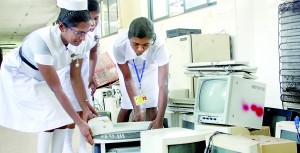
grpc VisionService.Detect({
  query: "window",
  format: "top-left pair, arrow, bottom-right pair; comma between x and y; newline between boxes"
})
100,0 -> 118,37
149,0 -> 217,21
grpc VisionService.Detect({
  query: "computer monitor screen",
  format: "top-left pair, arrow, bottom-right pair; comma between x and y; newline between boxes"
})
270,115 -> 286,133
211,145 -> 239,153
263,107 -> 300,136
168,141 -> 205,153
141,127 -> 213,153
281,130 -> 300,144
194,75 -> 266,129
199,79 -> 226,114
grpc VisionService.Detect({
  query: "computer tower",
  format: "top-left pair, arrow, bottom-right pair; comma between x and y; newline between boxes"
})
166,28 -> 201,38
166,34 -> 231,98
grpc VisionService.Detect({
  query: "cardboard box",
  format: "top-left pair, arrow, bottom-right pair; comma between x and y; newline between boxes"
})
246,135 -> 297,153
250,126 -> 271,136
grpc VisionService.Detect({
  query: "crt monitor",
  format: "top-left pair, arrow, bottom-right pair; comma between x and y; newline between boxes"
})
207,133 -> 259,153
140,127 -> 213,153
263,107 -> 300,137
275,121 -> 300,153
193,75 -> 266,129
208,133 -> 297,153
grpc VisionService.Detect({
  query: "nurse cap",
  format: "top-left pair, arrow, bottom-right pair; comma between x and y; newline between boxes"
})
57,0 -> 87,11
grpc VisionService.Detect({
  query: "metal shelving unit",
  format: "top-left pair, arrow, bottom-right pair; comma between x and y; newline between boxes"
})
279,1 -> 300,108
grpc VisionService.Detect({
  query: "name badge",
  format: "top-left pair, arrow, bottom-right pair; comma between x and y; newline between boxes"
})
134,94 -> 148,105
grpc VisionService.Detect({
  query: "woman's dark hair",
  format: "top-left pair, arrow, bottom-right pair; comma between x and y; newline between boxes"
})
88,0 -> 100,12
128,17 -> 156,44
57,8 -> 92,27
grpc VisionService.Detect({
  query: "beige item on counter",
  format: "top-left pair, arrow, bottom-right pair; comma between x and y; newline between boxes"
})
194,122 -> 251,136
246,135 -> 297,153
249,126 -> 271,136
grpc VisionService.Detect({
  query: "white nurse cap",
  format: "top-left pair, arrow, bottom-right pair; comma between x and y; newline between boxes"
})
57,0 -> 87,11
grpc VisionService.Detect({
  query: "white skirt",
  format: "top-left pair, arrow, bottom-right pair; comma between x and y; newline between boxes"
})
0,48 -> 73,132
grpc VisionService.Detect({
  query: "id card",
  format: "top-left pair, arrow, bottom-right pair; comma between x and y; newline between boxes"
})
134,94 -> 148,105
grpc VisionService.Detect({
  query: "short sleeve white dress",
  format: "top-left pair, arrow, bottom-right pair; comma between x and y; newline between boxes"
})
113,31 -> 169,109
57,26 -> 100,111
0,25 -> 86,132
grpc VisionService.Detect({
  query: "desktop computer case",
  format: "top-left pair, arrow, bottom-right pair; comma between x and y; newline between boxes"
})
166,34 -> 231,98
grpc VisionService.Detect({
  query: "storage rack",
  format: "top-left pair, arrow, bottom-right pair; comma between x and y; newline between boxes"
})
279,1 -> 300,108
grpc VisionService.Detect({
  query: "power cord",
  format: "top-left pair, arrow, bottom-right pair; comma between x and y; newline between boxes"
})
294,116 -> 300,142
205,131 -> 228,153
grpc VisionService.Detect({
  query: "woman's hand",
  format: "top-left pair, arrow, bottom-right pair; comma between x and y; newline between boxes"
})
77,120 -> 94,145
82,110 -> 94,122
87,102 -> 99,117
132,112 -> 145,122
148,118 -> 164,129
88,76 -> 97,96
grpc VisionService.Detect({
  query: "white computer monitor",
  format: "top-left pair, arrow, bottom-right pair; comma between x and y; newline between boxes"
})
140,127 -> 213,153
194,122 -> 251,136
209,132 -> 297,153
275,121 -> 300,152
207,133 -> 259,153
193,75 -> 266,129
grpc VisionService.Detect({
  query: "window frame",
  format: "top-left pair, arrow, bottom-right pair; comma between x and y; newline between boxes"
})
149,0 -> 217,22
99,0 -> 118,37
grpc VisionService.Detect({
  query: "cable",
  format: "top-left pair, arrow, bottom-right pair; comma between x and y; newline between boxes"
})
204,131 -> 228,153
294,116 -> 300,142
92,96 -> 105,111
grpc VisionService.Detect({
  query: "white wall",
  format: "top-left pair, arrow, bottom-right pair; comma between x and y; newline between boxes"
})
100,0 -> 283,108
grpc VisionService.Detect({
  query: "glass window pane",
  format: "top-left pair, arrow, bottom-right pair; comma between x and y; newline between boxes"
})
152,0 -> 168,20
169,0 -> 184,17
100,0 -> 109,36
185,0 -> 208,10
109,0 -> 118,34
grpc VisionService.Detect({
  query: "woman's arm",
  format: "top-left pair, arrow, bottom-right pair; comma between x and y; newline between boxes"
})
69,58 -> 93,122
118,62 -> 144,121
88,45 -> 98,96
87,46 -> 99,116
150,63 -> 169,128
37,63 -> 94,145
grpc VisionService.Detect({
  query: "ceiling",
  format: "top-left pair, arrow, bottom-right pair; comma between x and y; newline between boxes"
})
0,0 -> 59,53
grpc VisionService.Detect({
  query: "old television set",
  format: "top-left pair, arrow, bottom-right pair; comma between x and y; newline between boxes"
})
140,127 -> 213,153
207,133 -> 259,153
275,121 -> 300,152
193,75 -> 266,129
208,133 -> 297,153
263,107 -> 300,136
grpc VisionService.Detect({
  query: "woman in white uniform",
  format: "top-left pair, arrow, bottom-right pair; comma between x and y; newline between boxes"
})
113,17 -> 169,129
60,0 -> 100,152
0,1 -> 95,153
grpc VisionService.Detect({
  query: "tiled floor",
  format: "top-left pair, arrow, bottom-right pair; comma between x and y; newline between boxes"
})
0,125 -> 92,153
